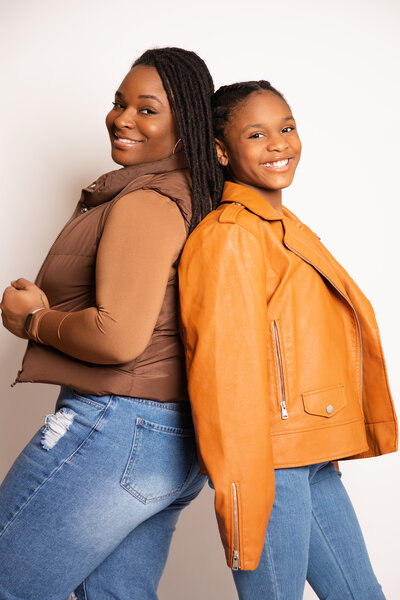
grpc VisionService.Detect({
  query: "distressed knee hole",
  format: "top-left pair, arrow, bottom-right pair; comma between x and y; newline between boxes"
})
41,408 -> 75,451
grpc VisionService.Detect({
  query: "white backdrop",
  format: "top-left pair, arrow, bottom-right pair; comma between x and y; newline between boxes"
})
1,0 -> 399,598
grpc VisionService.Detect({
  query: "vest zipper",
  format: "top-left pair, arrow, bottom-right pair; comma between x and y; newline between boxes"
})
272,321 -> 289,419
232,482 -> 240,570
11,369 -> 22,388
284,242 -> 363,408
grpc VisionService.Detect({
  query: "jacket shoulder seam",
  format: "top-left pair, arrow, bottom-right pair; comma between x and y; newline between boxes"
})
218,202 -> 245,224
216,204 -> 260,240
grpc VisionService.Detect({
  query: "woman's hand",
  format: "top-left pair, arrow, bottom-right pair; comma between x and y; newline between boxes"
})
0,278 -> 49,339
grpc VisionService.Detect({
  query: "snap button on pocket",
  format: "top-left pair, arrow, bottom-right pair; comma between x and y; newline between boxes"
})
302,385 -> 346,418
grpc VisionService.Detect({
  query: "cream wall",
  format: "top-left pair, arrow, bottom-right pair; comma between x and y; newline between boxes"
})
1,0 -> 399,598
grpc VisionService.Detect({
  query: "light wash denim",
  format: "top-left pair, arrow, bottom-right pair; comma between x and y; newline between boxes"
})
233,461 -> 386,600
0,387 -> 206,599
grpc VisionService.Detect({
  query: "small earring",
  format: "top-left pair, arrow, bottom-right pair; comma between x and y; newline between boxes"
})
221,158 -> 228,166
173,138 -> 182,154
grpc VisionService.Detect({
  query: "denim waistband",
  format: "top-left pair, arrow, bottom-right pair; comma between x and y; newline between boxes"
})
59,386 -> 191,413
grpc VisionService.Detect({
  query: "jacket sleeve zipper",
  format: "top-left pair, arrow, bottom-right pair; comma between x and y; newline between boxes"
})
272,321 -> 289,419
284,242 -> 363,409
232,482 -> 240,570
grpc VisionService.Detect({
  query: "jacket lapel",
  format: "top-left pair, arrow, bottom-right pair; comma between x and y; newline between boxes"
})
221,182 -> 350,302
281,217 -> 350,300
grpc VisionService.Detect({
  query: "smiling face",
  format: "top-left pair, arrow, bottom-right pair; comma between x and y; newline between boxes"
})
105,65 -> 180,166
216,90 -> 301,202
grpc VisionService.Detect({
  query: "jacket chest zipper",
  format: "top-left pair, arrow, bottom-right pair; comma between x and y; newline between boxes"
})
284,242 -> 363,408
272,321 -> 289,419
232,483 -> 240,570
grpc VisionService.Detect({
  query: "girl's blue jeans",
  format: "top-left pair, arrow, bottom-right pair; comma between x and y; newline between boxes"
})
233,461 -> 386,599
0,387 -> 206,599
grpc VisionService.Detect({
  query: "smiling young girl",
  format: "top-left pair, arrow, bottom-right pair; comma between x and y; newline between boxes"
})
0,48 -> 222,600
179,81 -> 398,599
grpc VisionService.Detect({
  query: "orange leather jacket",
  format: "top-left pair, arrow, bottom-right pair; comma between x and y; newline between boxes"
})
178,181 -> 398,571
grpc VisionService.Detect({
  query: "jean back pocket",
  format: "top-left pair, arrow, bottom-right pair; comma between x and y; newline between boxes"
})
121,417 -> 196,504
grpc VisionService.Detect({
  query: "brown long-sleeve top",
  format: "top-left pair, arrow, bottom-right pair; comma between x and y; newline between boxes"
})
17,152 -> 192,400
28,190 -> 187,365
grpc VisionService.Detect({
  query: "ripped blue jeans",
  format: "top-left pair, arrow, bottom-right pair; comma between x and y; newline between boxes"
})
0,387 -> 206,600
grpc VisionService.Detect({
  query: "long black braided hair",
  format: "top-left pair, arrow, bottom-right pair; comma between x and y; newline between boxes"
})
133,47 -> 223,232
211,80 -> 288,183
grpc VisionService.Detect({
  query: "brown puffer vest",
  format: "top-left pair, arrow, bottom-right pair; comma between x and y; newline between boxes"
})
15,152 -> 192,401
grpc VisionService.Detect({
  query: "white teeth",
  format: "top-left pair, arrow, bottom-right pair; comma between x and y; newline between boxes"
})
264,159 -> 289,168
115,134 -> 139,144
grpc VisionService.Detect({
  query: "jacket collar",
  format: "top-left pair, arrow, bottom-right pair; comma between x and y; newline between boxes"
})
221,181 -> 284,221
80,151 -> 188,208
221,181 -> 350,301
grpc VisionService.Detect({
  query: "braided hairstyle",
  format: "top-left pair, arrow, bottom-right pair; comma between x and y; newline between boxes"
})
133,47 -> 223,232
211,81 -> 288,183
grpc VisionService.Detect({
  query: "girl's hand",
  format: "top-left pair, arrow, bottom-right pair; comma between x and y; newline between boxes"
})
0,278 -> 49,339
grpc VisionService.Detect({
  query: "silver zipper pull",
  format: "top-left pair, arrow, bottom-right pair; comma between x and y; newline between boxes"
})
280,400 -> 288,419
232,550 -> 240,570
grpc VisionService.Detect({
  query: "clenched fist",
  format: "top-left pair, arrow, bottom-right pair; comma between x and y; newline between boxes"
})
0,278 -> 49,339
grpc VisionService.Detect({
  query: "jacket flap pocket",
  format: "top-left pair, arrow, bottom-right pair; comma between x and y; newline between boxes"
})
302,385 -> 346,418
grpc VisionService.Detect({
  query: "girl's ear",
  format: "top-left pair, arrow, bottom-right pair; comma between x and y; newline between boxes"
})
215,138 -> 229,167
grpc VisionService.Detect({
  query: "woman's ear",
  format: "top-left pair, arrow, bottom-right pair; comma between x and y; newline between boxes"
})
215,138 -> 229,167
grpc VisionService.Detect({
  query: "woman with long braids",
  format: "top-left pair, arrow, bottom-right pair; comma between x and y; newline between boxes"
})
179,81 -> 397,598
0,47 -> 222,599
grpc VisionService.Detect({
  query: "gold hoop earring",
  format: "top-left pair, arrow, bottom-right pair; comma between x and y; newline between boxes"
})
173,138 -> 182,154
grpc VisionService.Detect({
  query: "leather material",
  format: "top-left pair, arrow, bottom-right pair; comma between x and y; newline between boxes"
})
179,181 -> 398,570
